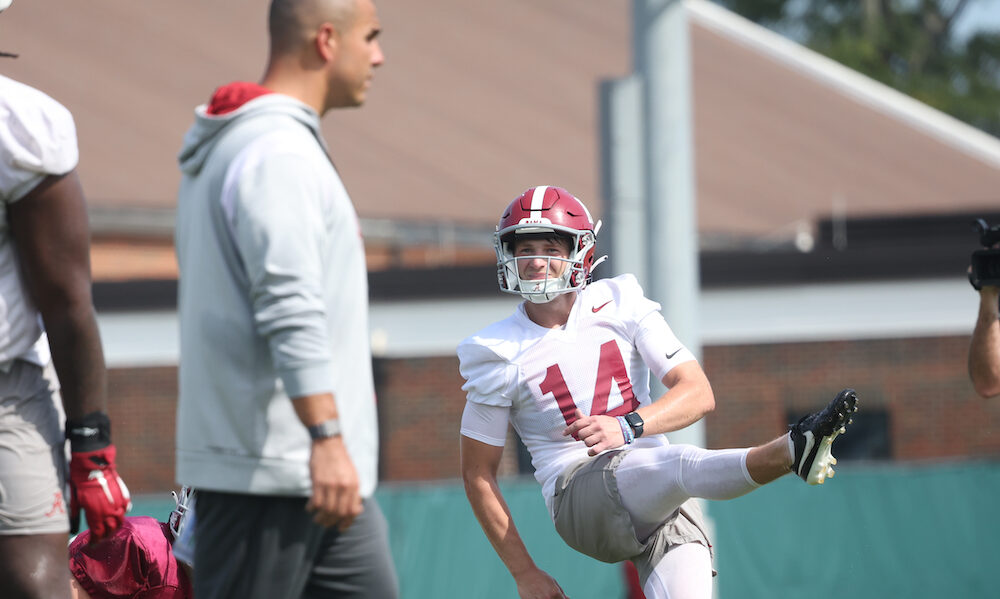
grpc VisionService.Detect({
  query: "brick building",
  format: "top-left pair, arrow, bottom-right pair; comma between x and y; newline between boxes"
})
101,299 -> 1000,493
3,0 -> 998,493
98,212 -> 1000,493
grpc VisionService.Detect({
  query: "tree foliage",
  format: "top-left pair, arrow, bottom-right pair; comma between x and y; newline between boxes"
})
719,0 -> 1000,136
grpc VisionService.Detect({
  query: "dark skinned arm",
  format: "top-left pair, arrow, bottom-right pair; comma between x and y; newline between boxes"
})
6,169 -> 107,421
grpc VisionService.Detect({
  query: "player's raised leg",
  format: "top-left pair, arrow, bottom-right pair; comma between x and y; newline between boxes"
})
618,388 -> 860,541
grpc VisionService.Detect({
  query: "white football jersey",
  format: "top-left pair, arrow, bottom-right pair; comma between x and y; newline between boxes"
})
458,274 -> 696,510
0,75 -> 78,366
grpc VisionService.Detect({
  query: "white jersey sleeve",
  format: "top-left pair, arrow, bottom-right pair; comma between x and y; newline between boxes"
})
595,274 -> 696,383
635,312 -> 696,382
460,402 -> 509,447
457,337 -> 519,408
0,75 -> 79,204
457,331 -> 519,446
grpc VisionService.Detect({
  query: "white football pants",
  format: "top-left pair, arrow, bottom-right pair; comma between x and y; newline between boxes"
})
616,445 -> 759,599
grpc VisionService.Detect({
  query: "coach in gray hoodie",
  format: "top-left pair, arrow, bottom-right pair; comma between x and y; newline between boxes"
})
173,1 -> 396,598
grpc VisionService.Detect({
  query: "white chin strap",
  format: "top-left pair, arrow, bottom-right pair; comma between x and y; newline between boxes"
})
0,1 -> 12,13
518,277 -> 571,303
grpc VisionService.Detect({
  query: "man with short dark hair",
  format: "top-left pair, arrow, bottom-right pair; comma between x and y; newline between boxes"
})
174,1 -> 397,597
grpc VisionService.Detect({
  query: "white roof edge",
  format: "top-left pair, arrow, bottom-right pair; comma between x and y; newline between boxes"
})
685,0 -> 1000,169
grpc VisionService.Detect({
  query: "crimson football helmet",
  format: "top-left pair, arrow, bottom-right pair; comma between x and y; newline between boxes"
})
495,186 -> 605,303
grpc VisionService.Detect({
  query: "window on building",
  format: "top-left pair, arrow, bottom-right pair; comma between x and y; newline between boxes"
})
786,406 -> 892,461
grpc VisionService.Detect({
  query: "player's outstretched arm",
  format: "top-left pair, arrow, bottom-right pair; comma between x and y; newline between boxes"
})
461,436 -> 567,599
969,286 -> 1000,398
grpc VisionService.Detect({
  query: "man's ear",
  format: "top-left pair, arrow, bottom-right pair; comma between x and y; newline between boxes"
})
316,22 -> 338,62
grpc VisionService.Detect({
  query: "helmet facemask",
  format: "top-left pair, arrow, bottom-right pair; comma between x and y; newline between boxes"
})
495,228 -> 597,304
167,486 -> 195,541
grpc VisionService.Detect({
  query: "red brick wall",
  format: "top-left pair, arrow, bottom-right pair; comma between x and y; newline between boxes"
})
108,334 -> 1000,494
702,336 -> 1000,459
375,357 -> 468,481
106,366 -> 179,493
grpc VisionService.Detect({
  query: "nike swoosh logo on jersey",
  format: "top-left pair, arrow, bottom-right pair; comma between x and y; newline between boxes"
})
665,348 -> 682,359
592,300 -> 612,313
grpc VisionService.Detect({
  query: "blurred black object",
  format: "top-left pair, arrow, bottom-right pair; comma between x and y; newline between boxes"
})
969,219 -> 1000,290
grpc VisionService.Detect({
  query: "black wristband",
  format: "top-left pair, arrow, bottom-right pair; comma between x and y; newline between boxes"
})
66,411 -> 112,453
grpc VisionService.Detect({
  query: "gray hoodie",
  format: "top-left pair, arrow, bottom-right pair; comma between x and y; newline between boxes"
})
174,90 -> 378,497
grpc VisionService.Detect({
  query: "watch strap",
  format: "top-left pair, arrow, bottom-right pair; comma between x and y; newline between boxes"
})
624,411 -> 644,438
307,418 -> 342,440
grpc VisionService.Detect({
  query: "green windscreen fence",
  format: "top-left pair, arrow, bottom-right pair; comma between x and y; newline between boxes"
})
708,460 -> 995,599
131,460 -> 997,598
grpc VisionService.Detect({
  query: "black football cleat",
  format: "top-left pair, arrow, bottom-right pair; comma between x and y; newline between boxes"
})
789,388 -> 859,485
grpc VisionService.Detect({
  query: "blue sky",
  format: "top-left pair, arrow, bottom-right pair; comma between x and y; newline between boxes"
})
753,0 -> 1000,46
950,0 -> 1000,43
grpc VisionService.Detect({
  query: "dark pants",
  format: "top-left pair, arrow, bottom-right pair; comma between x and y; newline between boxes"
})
194,491 -> 398,599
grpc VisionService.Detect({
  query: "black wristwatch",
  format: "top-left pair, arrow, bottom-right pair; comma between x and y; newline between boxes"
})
624,411 -> 644,439
307,418 -> 342,440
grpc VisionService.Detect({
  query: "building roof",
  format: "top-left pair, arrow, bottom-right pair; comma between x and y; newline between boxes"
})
2,0 -> 998,281
688,0 -> 1000,243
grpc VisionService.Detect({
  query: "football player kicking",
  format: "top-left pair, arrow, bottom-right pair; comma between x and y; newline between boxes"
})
458,186 -> 859,599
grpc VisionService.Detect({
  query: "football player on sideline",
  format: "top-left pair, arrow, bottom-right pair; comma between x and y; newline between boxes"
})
0,2 -> 130,598
458,186 -> 859,599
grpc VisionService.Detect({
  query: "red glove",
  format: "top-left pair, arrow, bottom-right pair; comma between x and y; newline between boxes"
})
69,444 -> 132,540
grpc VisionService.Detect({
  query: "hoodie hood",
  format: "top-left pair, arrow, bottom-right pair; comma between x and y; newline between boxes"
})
178,82 -> 321,177
205,81 -> 273,116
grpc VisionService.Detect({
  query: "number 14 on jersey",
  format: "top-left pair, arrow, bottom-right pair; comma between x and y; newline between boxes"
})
539,340 -> 640,426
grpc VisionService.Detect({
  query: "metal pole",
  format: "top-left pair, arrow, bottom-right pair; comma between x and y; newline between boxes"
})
634,0 -> 704,447
600,75 -> 648,288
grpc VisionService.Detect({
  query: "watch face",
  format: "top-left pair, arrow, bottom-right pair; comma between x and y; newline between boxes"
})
624,412 -> 643,437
